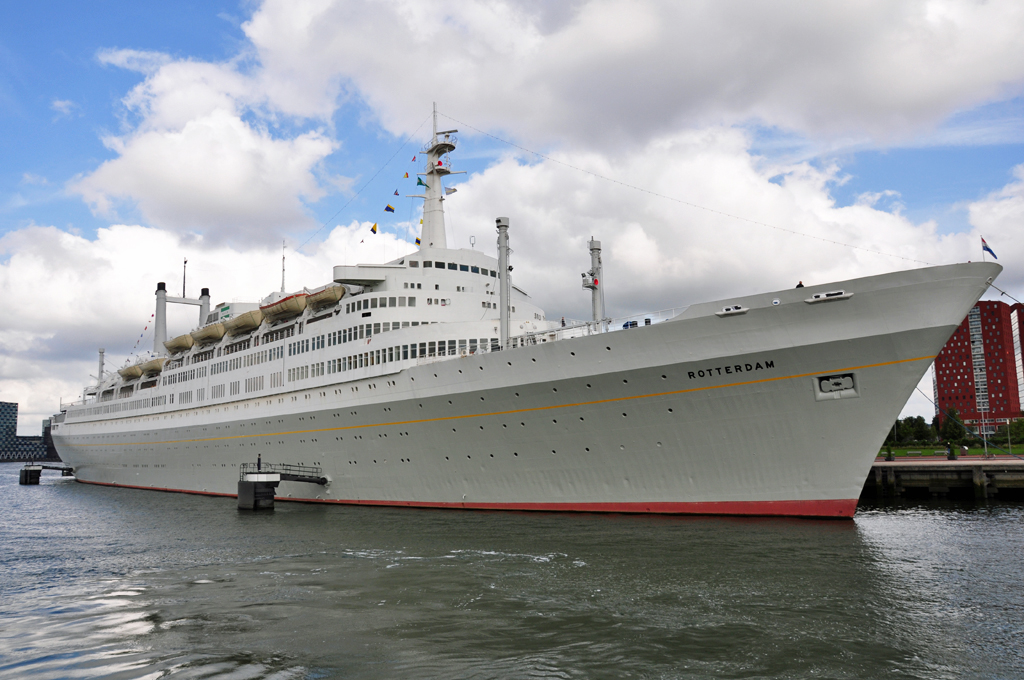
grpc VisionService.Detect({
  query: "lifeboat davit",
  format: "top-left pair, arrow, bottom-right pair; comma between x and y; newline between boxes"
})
139,357 -> 167,375
260,293 -> 307,322
224,309 -> 264,335
307,284 -> 345,310
118,364 -> 143,380
190,322 -> 226,345
164,333 -> 194,354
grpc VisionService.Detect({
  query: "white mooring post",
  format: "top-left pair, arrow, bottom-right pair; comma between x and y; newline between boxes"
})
496,216 -> 511,350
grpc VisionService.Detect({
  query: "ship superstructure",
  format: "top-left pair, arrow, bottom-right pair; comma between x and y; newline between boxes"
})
51,111 -> 1002,517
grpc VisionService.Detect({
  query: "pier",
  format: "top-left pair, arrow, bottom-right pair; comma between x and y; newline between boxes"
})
18,462 -> 74,484
863,456 -> 1024,500
237,462 -> 328,510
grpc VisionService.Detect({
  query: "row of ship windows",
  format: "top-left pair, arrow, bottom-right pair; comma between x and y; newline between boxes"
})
329,321 -> 434,345
331,339 -> 500,373
407,261 -> 498,277
347,296 -> 416,314
287,338 -> 501,380
167,376 -> 274,405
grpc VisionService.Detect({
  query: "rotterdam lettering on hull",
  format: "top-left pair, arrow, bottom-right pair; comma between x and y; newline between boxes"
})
688,360 -> 775,380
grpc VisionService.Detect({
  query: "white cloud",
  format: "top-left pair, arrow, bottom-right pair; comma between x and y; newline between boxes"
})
67,1 -> 1024,244
966,163 -> 1024,294
97,48 -> 173,75
20,173 -> 49,186
72,109 -> 336,239
445,127 -> 978,321
73,50 -> 339,241
245,0 -> 1024,146
50,99 -> 77,118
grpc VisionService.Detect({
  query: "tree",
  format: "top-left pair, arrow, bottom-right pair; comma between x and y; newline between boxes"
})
905,415 -> 931,442
941,407 -> 964,445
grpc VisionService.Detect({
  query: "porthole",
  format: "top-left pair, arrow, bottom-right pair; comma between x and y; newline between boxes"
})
552,388 -> 557,392
585,447 -> 590,452
661,375 -> 667,379
623,379 -> 628,384
570,351 -> 576,356
606,346 -> 611,351
622,413 -> 627,417
520,422 -> 525,427
515,392 -> 520,397
668,408 -> 674,413
586,384 -> 591,388
514,452 -> 519,456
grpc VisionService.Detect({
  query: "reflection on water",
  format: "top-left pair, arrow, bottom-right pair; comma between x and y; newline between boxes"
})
1,469 -> 1023,679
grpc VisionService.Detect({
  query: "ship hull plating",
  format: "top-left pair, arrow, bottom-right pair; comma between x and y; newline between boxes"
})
54,263 -> 999,518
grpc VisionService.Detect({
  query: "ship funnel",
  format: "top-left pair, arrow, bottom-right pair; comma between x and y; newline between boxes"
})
199,288 -> 211,326
97,348 -> 105,382
496,217 -> 510,349
154,282 -> 167,356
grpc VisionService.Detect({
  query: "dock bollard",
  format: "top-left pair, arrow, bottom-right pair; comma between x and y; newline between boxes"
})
238,472 -> 280,510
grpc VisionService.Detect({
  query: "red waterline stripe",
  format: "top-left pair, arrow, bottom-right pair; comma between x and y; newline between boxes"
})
74,479 -> 857,518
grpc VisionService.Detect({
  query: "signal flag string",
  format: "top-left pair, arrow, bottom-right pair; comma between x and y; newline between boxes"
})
296,112 -> 431,253
437,110 -> 937,267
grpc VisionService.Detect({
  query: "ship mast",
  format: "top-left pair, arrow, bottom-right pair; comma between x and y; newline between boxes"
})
409,102 -> 461,249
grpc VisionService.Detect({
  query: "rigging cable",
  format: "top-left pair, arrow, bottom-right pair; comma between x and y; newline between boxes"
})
438,110 -> 936,267
296,112 -> 431,253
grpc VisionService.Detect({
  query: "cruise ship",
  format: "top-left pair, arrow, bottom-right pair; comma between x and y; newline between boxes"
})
51,114 -> 1001,517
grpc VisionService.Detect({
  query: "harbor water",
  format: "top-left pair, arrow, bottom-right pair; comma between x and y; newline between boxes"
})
1,466 -> 1023,679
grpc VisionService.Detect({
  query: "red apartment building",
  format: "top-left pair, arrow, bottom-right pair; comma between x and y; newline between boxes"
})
933,300 -> 1024,433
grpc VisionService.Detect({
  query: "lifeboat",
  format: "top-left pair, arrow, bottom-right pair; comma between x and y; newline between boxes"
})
164,333 -> 194,354
224,309 -> 264,335
191,322 -> 226,345
118,364 -> 143,380
261,292 -> 307,322
307,284 -> 345,310
139,357 -> 167,375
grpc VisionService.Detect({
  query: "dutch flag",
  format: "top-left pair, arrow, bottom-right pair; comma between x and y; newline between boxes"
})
982,237 -> 997,259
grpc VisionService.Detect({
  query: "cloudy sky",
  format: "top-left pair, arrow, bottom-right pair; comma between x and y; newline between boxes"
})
2,0 -> 1024,434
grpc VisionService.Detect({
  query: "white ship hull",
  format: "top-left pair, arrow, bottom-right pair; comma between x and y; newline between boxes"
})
53,262 -> 999,518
